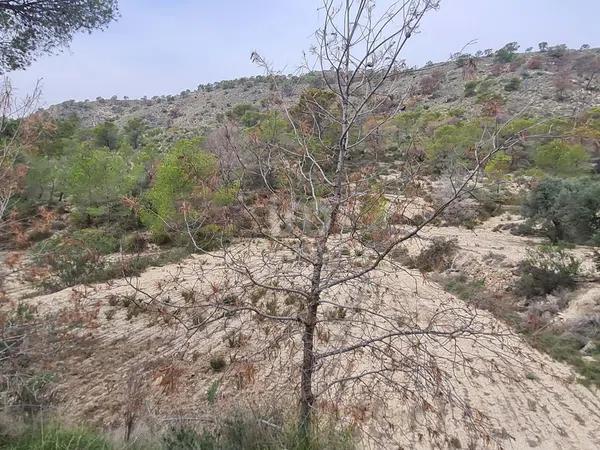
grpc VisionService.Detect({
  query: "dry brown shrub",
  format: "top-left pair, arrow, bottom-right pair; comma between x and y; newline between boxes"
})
526,56 -> 544,70
419,69 -> 445,95
234,362 -> 258,389
490,63 -> 506,76
154,364 -> 185,395
553,70 -> 574,100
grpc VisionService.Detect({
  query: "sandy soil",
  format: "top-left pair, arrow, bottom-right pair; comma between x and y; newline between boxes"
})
2,218 -> 600,449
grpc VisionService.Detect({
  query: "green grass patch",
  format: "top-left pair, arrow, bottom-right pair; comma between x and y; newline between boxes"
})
161,411 -> 356,450
1,412 -> 356,450
528,332 -> 600,387
443,274 -> 485,302
0,426 -> 113,450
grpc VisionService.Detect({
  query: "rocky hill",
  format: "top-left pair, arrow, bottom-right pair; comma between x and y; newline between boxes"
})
46,48 -> 600,132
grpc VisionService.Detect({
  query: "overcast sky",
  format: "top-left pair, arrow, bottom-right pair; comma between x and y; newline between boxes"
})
7,0 -> 599,107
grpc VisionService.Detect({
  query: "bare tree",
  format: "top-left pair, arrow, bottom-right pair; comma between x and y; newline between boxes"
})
552,70 -> 573,101
0,77 -> 40,228
126,0 -> 539,445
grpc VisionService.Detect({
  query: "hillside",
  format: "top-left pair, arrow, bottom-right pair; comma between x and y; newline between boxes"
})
3,42 -> 600,450
46,48 -> 600,133
2,218 -> 600,449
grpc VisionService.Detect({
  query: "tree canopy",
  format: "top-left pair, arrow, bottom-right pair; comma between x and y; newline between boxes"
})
0,0 -> 119,72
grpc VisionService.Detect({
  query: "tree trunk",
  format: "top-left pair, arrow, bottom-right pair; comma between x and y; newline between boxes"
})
586,72 -> 596,90
551,219 -> 563,242
299,300 -> 318,438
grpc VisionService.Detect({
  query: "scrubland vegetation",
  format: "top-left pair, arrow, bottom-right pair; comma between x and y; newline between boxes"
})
2,0 -> 600,449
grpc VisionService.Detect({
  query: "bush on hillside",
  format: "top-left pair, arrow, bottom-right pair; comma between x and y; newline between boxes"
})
495,42 -> 520,63
521,177 -> 600,245
122,232 -> 148,253
516,246 -> 581,298
504,77 -> 521,91
432,180 -> 506,228
62,144 -> 141,225
226,103 -> 263,127
464,80 -> 478,97
547,44 -> 568,59
3,413 -> 355,450
32,235 -> 104,289
92,121 -> 120,150
553,71 -> 574,100
140,139 -> 238,249
526,56 -> 544,70
530,330 -> 600,387
594,250 -> 600,273
408,237 -> 459,273
425,120 -> 485,173
534,140 -> 590,176
419,70 -> 445,96
31,232 -> 188,291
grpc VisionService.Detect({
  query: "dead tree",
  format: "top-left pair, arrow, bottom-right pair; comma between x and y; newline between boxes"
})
126,1 -> 540,446
0,78 -> 40,226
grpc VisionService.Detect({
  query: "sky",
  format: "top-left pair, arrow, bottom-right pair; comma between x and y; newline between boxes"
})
7,0 -> 600,107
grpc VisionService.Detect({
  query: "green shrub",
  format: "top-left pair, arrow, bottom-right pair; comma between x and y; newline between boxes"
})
484,152 -> 511,183
516,246 -> 581,298
32,236 -> 188,291
206,380 -> 220,405
30,229 -> 129,290
71,229 -> 120,255
464,80 -> 478,97
594,250 -> 600,273
141,139 -> 218,235
547,44 -> 568,59
495,42 -> 520,63
408,237 -> 459,272
440,272 -> 519,324
93,121 -> 120,150
209,356 -> 227,372
1,411 -> 356,449
443,274 -> 485,302
504,77 -> 521,91
162,427 -> 209,450
16,372 -> 55,414
32,235 -> 103,290
140,139 -> 237,250
529,331 -> 600,387
62,145 -> 139,221
521,177 -> 600,244
533,140 -> 590,176
425,120 -> 485,173
226,104 -> 261,126
189,224 -> 233,252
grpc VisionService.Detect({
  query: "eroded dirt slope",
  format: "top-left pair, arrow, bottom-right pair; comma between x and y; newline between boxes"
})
2,219 -> 600,449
